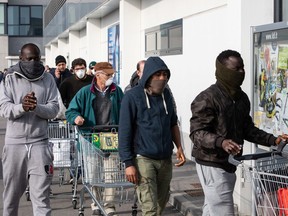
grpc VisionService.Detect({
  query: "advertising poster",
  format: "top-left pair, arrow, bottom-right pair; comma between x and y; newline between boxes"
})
253,28 -> 288,135
108,24 -> 120,85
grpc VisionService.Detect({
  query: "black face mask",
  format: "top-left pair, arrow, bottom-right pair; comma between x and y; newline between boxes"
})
146,79 -> 168,95
19,61 -> 45,80
215,60 -> 245,100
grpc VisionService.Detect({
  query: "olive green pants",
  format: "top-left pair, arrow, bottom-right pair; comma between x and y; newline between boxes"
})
135,156 -> 172,216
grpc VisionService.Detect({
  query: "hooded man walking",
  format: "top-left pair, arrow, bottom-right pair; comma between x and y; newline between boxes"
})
0,43 -> 59,216
119,56 -> 186,216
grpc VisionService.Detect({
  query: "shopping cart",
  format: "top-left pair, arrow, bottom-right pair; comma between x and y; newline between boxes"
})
25,120 -> 79,208
76,126 -> 138,216
229,141 -> 288,216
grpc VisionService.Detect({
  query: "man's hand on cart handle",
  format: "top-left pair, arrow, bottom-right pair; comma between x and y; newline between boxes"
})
125,166 -> 138,184
222,139 -> 242,155
75,116 -> 85,126
275,134 -> 288,145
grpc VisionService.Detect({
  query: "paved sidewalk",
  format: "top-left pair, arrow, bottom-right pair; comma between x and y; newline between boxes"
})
170,156 -> 204,216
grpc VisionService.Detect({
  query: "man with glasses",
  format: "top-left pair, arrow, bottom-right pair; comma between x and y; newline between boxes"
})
66,62 -> 123,215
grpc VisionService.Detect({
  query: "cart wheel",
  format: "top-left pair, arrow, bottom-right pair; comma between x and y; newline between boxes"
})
59,176 -> 64,186
25,192 -> 30,201
78,213 -> 84,216
72,200 -> 77,209
132,209 -> 138,216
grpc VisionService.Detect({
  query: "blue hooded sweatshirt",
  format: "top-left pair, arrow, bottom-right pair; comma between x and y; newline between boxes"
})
118,56 -> 178,167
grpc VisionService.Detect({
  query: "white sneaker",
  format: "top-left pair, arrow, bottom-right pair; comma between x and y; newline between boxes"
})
105,207 -> 117,216
91,203 -> 101,215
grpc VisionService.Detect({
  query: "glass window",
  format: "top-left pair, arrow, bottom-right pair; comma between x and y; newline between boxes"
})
160,29 -> 168,50
8,26 -> 19,35
0,24 -> 4,34
0,4 -> 4,23
0,4 -> 5,34
8,5 -> 43,36
8,6 -> 19,25
31,6 -> 42,19
146,33 -> 156,52
169,26 -> 182,49
145,19 -> 182,57
20,25 -> 29,35
20,7 -> 30,24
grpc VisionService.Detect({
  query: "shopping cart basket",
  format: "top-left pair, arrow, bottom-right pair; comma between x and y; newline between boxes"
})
229,141 -> 288,216
76,126 -> 138,216
25,120 -> 79,207
48,120 -> 80,208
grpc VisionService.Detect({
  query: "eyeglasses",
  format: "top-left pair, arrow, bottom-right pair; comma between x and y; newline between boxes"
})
100,72 -> 114,78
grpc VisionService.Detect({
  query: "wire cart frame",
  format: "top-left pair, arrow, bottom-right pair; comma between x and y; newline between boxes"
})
76,126 -> 138,216
229,142 -> 288,216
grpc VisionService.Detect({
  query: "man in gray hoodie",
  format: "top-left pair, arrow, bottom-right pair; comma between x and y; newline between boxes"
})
0,43 -> 59,216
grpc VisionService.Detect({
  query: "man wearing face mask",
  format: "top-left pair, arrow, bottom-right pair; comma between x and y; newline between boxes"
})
59,58 -> 93,109
66,62 -> 123,215
190,50 -> 288,216
0,43 -> 59,216
118,56 -> 186,216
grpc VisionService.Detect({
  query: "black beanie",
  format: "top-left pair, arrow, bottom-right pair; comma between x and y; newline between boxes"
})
55,55 -> 66,65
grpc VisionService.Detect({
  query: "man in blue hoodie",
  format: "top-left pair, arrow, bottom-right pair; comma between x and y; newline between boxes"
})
119,56 -> 186,216
0,43 -> 59,216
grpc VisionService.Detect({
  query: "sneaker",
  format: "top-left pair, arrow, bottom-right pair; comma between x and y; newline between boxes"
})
105,207 -> 117,216
91,203 -> 101,215
91,209 -> 102,215
69,178 -> 74,184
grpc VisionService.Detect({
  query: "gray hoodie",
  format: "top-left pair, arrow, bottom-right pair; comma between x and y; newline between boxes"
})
0,63 -> 59,145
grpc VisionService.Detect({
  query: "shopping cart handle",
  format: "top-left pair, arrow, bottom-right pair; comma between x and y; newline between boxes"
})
233,152 -> 274,161
228,141 -> 288,166
92,125 -> 118,132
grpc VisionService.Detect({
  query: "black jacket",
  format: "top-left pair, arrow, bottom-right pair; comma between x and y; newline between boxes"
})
49,68 -> 72,89
190,82 -> 277,173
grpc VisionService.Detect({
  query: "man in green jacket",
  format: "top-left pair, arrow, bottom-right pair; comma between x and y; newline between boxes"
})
66,62 -> 123,216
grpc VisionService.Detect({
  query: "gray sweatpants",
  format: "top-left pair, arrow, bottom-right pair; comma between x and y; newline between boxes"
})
2,142 -> 53,216
196,163 -> 236,216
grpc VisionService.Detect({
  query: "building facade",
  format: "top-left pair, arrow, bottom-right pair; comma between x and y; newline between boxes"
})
0,0 -> 49,70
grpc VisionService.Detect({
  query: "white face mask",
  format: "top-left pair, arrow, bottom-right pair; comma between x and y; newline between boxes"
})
105,77 -> 114,86
75,69 -> 86,79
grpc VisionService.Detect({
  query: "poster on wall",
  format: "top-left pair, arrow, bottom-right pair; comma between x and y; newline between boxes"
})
253,26 -> 288,136
108,24 -> 120,85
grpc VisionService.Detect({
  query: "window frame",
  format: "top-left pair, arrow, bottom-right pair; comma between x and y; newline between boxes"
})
7,5 -> 43,37
145,19 -> 183,57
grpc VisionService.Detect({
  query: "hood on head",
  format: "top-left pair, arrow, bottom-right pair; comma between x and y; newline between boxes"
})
139,56 -> 170,88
